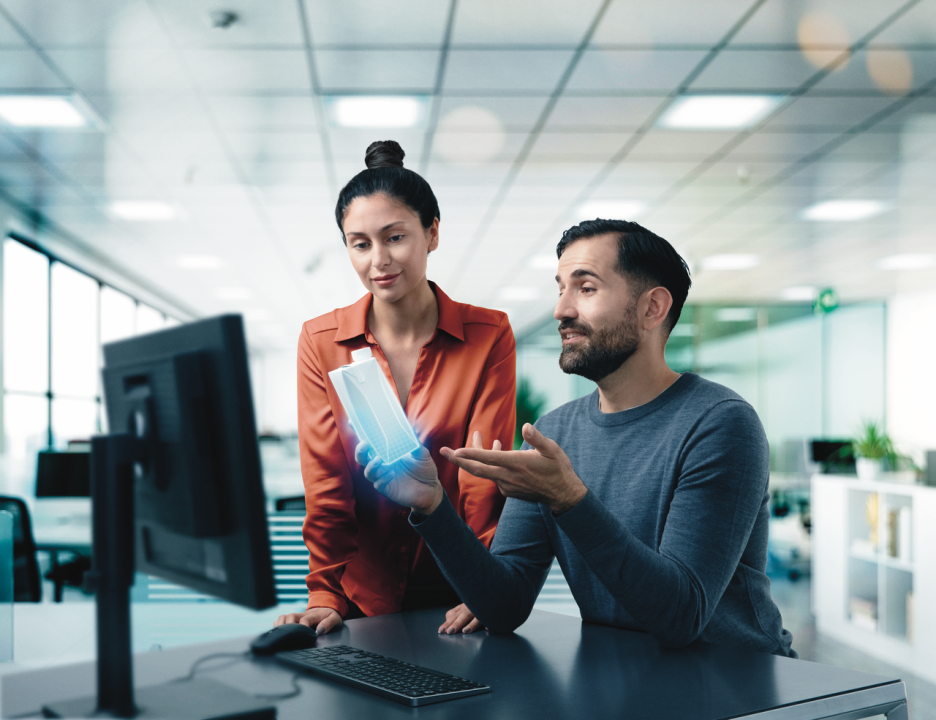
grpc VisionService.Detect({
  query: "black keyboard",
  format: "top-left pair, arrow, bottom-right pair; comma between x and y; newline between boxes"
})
275,644 -> 491,707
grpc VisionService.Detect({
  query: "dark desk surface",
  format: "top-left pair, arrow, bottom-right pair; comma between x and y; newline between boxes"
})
2,609 -> 907,720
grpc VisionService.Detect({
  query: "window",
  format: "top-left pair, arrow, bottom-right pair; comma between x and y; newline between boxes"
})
2,236 -> 181,456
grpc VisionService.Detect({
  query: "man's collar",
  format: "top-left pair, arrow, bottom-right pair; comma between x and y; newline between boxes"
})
334,282 -> 464,343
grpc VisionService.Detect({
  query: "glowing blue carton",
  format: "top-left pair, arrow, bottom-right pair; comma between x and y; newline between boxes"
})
328,347 -> 420,464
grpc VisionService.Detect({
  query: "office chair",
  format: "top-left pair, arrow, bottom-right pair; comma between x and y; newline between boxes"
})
0,496 -> 42,602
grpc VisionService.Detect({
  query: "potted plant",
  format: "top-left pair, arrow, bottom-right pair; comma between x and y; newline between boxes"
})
852,421 -> 894,482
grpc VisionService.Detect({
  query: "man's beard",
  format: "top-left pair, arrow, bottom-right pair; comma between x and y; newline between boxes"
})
558,303 -> 640,383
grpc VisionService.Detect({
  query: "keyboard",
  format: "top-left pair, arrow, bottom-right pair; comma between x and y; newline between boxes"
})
275,644 -> 491,707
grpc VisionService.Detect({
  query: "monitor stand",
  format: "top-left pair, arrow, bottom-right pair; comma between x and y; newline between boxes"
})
42,434 -> 275,720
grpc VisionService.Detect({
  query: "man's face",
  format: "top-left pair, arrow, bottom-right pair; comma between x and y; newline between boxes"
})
553,234 -> 642,383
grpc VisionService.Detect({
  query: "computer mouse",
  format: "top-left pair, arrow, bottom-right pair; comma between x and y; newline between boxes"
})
250,623 -> 318,655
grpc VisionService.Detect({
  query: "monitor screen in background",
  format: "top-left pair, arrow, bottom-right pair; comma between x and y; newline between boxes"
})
36,451 -> 91,497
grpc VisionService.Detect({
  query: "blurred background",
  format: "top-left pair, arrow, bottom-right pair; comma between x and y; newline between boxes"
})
1,0 -> 935,714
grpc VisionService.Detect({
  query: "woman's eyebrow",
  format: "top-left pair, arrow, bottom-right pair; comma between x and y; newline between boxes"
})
346,220 -> 407,238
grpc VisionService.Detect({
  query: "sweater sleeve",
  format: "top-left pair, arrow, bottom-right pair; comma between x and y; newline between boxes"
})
456,314 -> 515,548
554,400 -> 770,648
297,325 -> 357,617
412,492 -> 554,633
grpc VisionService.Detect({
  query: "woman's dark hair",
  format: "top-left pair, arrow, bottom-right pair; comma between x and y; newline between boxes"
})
335,140 -> 440,243
556,218 -> 692,334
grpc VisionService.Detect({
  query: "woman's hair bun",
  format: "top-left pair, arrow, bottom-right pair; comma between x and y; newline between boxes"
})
365,140 -> 405,170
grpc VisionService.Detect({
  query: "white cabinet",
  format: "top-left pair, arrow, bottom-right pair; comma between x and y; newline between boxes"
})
812,475 -> 936,683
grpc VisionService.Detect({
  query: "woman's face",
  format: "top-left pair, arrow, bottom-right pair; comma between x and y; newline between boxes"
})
343,193 -> 439,304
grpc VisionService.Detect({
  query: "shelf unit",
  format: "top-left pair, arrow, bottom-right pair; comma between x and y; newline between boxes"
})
812,475 -> 936,683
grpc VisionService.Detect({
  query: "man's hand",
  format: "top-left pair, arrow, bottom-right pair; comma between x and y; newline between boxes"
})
356,441 -> 445,516
441,424 -> 587,516
438,603 -> 484,635
275,607 -> 342,634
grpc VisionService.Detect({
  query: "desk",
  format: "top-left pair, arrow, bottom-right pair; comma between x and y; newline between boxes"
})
2,609 -> 908,719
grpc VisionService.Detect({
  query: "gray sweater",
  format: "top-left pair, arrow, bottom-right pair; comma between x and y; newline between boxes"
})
413,373 -> 795,657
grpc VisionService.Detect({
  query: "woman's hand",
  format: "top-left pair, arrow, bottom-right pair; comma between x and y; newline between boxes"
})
438,603 -> 484,635
355,441 -> 445,515
275,607 -> 342,634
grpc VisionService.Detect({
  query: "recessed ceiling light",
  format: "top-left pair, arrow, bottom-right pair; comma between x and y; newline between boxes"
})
216,287 -> 251,300
877,254 -> 936,270
700,254 -> 761,271
530,254 -> 558,270
716,308 -> 757,322
576,200 -> 646,221
331,96 -> 425,128
658,95 -> 783,129
0,94 -> 89,127
781,285 -> 819,301
111,200 -> 176,221
801,200 -> 890,222
177,255 -> 222,269
499,286 -> 540,302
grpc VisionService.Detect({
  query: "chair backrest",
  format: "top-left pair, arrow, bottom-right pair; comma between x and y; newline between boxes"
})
0,497 -> 41,602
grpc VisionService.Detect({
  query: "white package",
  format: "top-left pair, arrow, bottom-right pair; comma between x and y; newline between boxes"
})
328,347 -> 420,464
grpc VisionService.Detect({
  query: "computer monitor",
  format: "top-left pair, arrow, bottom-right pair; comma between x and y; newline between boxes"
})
44,315 -> 277,720
811,439 -> 856,474
36,451 -> 91,497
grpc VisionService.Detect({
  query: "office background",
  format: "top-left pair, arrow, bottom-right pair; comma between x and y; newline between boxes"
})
1,0 -> 936,715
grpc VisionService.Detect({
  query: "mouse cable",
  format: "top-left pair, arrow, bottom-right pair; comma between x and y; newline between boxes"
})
170,650 -> 305,701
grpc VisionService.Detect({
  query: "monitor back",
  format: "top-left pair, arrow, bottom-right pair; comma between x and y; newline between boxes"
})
36,451 -> 91,497
101,314 -> 276,610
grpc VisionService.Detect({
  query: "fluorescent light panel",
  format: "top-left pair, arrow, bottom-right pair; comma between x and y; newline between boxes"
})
111,200 -> 176,221
576,200 -> 646,221
701,254 -> 761,271
529,253 -> 558,270
331,96 -> 424,128
877,254 -> 936,270
716,308 -> 757,322
802,200 -> 890,222
781,286 -> 819,301
0,95 -> 89,127
659,95 -> 783,129
216,287 -> 251,301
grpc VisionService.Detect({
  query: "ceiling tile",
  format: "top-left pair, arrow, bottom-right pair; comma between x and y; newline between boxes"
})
761,95 -> 896,130
593,0 -> 757,45
183,49 -> 310,92
47,45 -> 185,93
436,96 -> 549,130
453,0 -> 607,44
0,48 -> 68,88
315,49 -> 438,91
306,0 -> 449,46
630,129 -> 738,159
729,0 -> 911,45
546,96 -> 665,129
155,0 -> 304,46
690,50 -> 819,91
0,0 -> 150,47
528,131 -> 631,161
205,96 -> 319,131
444,50 -> 575,91
566,49 -> 708,91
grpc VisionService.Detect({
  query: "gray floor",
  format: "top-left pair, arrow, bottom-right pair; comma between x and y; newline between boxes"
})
770,575 -> 935,720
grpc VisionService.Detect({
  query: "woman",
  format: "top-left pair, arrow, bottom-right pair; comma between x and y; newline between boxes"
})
276,140 -> 516,635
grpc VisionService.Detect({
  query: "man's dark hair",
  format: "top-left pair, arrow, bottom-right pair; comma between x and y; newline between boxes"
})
556,219 -> 692,333
335,140 -> 440,243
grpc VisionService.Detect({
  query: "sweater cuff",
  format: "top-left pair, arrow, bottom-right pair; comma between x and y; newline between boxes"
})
306,591 -> 349,618
554,488 -> 628,553
409,492 -> 458,535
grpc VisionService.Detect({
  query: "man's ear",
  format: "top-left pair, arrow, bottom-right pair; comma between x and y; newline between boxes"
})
641,286 -> 673,332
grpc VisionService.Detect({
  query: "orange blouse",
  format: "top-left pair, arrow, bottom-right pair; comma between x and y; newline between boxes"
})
297,283 -> 516,617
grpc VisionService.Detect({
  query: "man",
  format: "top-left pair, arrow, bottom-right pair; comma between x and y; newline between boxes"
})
358,219 -> 796,657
